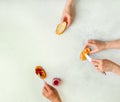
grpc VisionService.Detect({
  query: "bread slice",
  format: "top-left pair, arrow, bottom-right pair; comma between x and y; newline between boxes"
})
56,22 -> 66,35
80,48 -> 90,61
35,66 -> 46,79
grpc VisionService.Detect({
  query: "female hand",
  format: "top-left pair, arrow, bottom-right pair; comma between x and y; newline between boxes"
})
84,40 -> 107,54
42,82 -> 61,102
92,59 -> 116,73
61,6 -> 73,28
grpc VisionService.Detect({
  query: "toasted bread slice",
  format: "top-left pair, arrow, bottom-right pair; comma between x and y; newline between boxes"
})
35,66 -> 46,79
56,22 -> 66,35
80,48 -> 90,61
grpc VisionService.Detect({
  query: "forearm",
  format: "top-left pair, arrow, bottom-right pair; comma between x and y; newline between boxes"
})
64,0 -> 74,8
105,39 -> 120,49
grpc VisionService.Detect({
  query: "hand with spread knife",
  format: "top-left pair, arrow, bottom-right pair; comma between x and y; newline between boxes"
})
84,39 -> 120,76
92,59 -> 120,75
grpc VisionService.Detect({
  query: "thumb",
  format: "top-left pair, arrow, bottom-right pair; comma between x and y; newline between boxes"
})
61,16 -> 65,22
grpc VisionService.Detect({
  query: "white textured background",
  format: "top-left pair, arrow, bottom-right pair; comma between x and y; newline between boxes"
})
0,0 -> 120,102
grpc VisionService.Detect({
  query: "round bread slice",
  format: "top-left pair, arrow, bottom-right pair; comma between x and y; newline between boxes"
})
56,22 -> 66,35
80,48 -> 90,61
35,66 -> 46,79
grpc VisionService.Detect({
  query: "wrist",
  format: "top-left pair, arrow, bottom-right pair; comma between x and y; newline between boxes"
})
52,97 -> 61,102
104,41 -> 110,49
105,41 -> 116,49
111,64 -> 120,74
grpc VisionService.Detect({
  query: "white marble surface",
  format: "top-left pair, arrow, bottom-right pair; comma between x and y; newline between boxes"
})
0,0 -> 120,102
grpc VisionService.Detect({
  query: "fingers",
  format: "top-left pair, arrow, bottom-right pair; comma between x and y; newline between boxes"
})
61,15 -> 72,28
42,84 -> 48,97
92,59 -> 100,62
83,41 -> 93,49
42,86 -> 47,93
42,82 -> 54,97
92,59 -> 101,67
44,82 -> 52,91
92,60 -> 99,70
92,59 -> 105,74
83,40 -> 98,54
66,15 -> 72,27
42,83 -> 50,94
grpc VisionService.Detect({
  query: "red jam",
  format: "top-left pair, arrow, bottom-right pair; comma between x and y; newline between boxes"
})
54,80 -> 59,85
52,78 -> 61,86
35,68 -> 42,75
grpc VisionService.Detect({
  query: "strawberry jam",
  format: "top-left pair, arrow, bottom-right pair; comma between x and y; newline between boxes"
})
52,78 -> 61,86
35,68 -> 42,75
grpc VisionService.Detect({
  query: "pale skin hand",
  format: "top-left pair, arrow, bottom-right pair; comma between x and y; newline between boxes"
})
92,59 -> 120,76
83,39 -> 120,75
61,0 -> 73,27
84,40 -> 107,54
84,39 -> 120,54
42,82 -> 61,102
